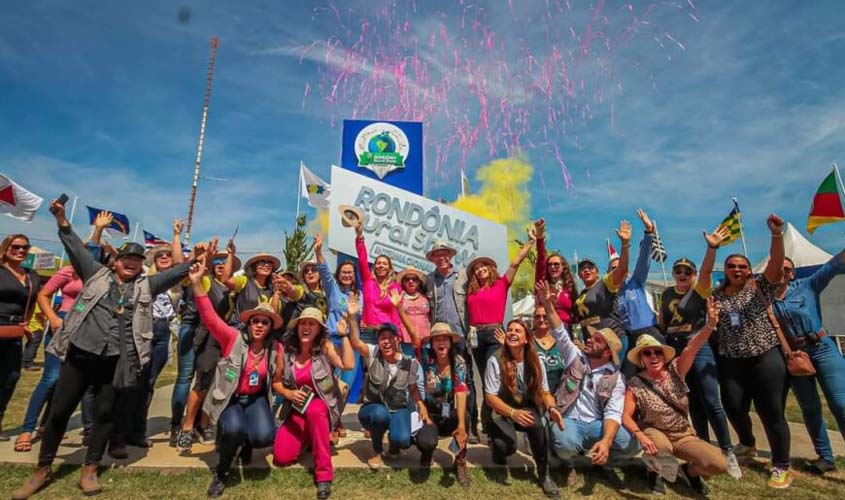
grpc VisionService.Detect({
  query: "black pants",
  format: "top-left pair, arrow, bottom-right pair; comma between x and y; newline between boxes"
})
718,346 -> 790,469
416,416 -> 459,454
473,327 -> 503,432
0,338 -> 22,425
38,345 -> 118,466
22,331 -> 43,367
489,407 -> 549,477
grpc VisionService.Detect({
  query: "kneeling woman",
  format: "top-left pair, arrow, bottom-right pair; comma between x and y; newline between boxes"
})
484,320 -> 562,499
415,322 -> 470,487
189,263 -> 280,498
622,297 -> 727,495
351,319 -> 428,469
272,306 -> 354,500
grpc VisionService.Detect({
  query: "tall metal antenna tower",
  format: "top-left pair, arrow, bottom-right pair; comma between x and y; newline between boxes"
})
185,36 -> 219,246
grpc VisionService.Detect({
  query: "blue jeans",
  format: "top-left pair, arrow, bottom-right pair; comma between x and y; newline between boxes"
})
667,336 -> 733,450
170,322 -> 197,426
551,417 -> 639,461
358,403 -> 411,453
22,333 -> 62,432
791,336 -> 845,463
217,394 -> 276,477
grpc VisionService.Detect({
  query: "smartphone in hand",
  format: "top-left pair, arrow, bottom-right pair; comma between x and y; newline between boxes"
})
49,193 -> 69,214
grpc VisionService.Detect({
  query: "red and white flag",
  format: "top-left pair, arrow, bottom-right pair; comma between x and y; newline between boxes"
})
606,238 -> 619,260
0,173 -> 44,221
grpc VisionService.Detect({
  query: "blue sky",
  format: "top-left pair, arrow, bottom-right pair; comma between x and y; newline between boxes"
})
2,1 -> 845,273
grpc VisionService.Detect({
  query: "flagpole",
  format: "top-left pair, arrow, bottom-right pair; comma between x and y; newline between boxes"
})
296,161 -> 303,220
832,163 -> 845,208
654,220 -> 668,288
732,197 -> 750,257
132,222 -> 140,243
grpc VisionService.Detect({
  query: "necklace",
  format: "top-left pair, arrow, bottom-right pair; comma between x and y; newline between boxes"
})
251,347 -> 267,371
114,280 -> 130,315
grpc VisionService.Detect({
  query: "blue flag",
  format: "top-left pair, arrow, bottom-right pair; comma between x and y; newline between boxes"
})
86,206 -> 130,235
143,230 -> 169,248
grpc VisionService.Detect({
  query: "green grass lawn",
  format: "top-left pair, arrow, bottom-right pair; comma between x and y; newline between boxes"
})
2,459 -> 845,499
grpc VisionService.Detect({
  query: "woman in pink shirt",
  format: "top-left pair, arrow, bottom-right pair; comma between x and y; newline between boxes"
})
15,266 -> 82,452
353,223 -> 402,345
189,262 -> 280,499
466,235 -> 535,432
533,219 -> 577,329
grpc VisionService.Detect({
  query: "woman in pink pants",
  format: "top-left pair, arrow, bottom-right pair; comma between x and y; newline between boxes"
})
272,305 -> 355,500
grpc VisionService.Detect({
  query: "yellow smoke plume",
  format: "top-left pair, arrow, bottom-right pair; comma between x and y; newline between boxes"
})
450,156 -> 535,297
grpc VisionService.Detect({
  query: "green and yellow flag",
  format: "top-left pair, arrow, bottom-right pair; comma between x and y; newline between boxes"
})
717,206 -> 742,247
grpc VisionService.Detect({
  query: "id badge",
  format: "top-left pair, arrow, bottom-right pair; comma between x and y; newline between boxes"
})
441,402 -> 451,419
225,368 -> 238,382
248,370 -> 260,387
729,312 -> 741,327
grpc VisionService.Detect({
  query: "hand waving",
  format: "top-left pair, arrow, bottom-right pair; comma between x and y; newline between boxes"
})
616,220 -> 632,244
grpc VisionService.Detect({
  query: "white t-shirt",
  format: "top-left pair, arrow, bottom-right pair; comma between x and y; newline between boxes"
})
366,344 -> 419,383
485,355 -> 549,395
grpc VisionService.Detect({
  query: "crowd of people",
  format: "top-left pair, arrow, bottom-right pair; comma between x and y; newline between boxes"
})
1,196 -> 844,499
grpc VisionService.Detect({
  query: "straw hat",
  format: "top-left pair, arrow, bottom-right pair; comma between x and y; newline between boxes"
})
626,334 -> 676,366
210,252 -> 241,272
144,244 -> 173,267
338,204 -> 365,228
585,325 -> 623,367
425,241 -> 457,262
244,253 -> 281,273
239,302 -> 283,330
425,322 -> 461,344
467,256 -> 497,273
396,266 -> 425,284
287,307 -> 327,330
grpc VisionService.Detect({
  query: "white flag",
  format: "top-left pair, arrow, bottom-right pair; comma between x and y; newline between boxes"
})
0,173 -> 43,221
300,162 -> 331,209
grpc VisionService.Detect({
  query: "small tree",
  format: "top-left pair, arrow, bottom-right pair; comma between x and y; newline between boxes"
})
283,215 -> 313,273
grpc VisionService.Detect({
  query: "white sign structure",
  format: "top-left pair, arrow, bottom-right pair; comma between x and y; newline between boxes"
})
328,166 -> 508,273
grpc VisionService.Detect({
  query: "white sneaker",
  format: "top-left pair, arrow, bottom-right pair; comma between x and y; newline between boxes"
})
724,449 -> 743,479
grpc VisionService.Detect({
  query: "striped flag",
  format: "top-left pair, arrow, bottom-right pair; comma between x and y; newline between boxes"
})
651,229 -> 667,263
717,205 -> 742,247
143,230 -> 170,248
806,166 -> 845,234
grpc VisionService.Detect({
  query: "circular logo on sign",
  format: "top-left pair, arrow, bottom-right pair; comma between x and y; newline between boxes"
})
354,122 -> 410,179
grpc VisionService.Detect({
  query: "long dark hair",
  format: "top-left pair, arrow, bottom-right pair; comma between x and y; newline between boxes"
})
334,260 -> 359,294
283,321 -> 328,356
500,319 -> 545,410
545,253 -> 578,298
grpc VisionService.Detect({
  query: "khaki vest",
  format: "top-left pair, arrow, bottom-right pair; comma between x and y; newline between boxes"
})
47,267 -> 153,365
278,351 -> 344,429
203,336 -> 276,426
554,354 -> 619,415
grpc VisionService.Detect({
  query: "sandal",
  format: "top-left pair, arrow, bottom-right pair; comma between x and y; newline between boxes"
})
14,432 -> 33,452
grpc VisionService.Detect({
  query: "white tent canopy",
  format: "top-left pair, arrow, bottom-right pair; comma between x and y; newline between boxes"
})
753,222 -> 832,273
512,294 -> 536,319
753,222 -> 845,337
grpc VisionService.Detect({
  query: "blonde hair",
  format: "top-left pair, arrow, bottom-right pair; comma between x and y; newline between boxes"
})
0,234 -> 30,265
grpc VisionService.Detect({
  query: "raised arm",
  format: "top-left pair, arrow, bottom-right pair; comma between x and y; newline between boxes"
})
354,228 -> 374,283
189,261 -> 237,355
149,241 -> 204,295
763,214 -> 785,284
171,219 -> 185,265
808,250 -> 845,293
534,219 -> 548,284
51,199 -> 100,282
90,211 -> 113,246
699,226 -> 731,290
314,233 -> 326,265
504,227 -> 536,283
609,220 -> 632,287
222,239 -> 238,289
537,281 -> 579,364
677,297 -> 718,377
630,209 -> 655,286
346,293 -> 370,358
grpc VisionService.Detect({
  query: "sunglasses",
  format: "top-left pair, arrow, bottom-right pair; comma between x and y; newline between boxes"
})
547,262 -> 563,268
303,266 -> 318,273
212,259 -> 226,266
725,263 -> 749,270
673,267 -> 693,276
155,251 -> 172,259
533,314 -> 548,320
255,259 -> 274,266
250,317 -> 271,326
8,244 -> 31,252
402,276 -> 420,282
783,267 -> 795,273
641,349 -> 664,357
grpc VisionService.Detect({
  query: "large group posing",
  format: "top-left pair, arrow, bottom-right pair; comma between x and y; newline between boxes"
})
1,196 -> 844,499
